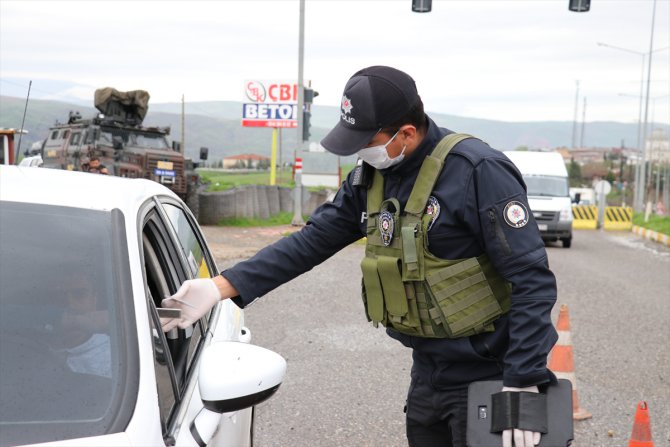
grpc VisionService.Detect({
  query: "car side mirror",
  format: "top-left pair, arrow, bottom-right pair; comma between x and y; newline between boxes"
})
190,342 -> 286,444
573,192 -> 581,204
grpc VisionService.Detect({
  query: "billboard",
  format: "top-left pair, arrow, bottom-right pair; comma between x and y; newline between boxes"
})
242,80 -> 298,128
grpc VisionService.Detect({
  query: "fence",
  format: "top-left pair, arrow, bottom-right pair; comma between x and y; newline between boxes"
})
197,185 -> 333,225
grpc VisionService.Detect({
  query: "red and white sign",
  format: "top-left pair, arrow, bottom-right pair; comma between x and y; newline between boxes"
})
243,80 -> 298,128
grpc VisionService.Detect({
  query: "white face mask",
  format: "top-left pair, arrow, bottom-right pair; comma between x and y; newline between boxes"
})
357,131 -> 406,170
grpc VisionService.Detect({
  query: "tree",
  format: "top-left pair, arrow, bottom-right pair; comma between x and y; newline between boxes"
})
568,158 -> 582,187
257,158 -> 270,170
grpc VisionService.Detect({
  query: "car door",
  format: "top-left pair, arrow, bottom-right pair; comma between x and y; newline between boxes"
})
158,199 -> 253,447
140,199 -> 211,445
143,197 -> 252,447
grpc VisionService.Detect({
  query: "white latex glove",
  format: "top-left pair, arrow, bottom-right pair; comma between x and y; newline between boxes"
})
161,278 -> 221,331
501,386 -> 541,447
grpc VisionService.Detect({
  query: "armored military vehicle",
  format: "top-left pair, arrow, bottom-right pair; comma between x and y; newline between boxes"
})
39,88 -> 205,215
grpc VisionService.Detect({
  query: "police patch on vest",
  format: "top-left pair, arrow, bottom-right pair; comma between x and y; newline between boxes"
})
426,196 -> 441,231
379,210 -> 394,246
503,201 -> 529,228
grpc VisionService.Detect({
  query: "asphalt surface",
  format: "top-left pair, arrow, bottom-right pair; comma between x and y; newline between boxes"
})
204,226 -> 670,447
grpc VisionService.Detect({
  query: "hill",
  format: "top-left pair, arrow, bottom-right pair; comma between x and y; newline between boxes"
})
1,95 -> 664,163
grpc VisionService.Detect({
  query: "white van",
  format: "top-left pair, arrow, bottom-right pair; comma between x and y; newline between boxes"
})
503,151 -> 573,248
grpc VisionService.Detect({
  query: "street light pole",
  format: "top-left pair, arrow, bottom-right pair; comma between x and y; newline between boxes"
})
571,80 -> 580,149
597,42 -> 647,210
293,0 -> 306,226
638,0 -> 658,212
596,35 -> 668,211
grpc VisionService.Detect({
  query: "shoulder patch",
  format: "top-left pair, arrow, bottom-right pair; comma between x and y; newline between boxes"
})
503,201 -> 529,228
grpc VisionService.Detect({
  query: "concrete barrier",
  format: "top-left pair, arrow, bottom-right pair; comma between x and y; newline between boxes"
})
572,205 -> 598,230
196,185 -> 334,225
603,206 -> 633,231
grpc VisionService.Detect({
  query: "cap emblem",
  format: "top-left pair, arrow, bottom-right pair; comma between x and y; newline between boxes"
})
340,95 -> 355,125
341,95 -> 353,114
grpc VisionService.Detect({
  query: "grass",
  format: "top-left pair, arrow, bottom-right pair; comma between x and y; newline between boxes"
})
217,212 -> 309,227
199,167 -> 350,192
199,169 -> 295,192
632,213 -> 670,236
341,163 -> 356,179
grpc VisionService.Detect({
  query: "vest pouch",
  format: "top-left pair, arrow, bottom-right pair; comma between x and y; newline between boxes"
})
424,257 -> 503,338
401,223 -> 424,282
377,256 -> 409,321
361,257 -> 385,324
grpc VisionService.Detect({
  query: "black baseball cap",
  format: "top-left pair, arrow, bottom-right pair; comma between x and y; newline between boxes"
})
320,66 -> 420,156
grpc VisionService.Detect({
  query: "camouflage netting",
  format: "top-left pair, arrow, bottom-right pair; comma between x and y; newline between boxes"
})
94,88 -> 150,124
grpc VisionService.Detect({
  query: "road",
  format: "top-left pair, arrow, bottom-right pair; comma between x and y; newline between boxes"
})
206,227 -> 670,447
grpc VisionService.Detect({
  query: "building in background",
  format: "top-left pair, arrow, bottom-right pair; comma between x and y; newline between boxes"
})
647,128 -> 670,163
223,153 -> 270,169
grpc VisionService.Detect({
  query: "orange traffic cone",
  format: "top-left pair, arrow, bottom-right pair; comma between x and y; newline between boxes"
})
629,401 -> 654,447
548,304 -> 592,420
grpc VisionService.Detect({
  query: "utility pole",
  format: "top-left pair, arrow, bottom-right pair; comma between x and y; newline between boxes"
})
181,94 -> 185,154
278,127 -> 283,184
292,0 -> 306,226
571,81 -> 580,149
579,97 -> 587,149
17,80 -> 32,158
637,0 -> 658,211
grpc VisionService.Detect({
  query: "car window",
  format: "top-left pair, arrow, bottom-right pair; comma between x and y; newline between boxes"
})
161,202 -> 216,279
159,202 -> 214,386
0,202 -> 137,447
142,231 -> 178,432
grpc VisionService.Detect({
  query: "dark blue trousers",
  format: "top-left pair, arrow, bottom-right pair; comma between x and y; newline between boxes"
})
405,378 -> 470,447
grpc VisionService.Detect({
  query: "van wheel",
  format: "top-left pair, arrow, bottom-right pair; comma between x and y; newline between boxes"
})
561,237 -> 572,248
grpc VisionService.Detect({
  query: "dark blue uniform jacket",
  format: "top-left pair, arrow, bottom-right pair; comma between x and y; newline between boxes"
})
222,117 -> 558,389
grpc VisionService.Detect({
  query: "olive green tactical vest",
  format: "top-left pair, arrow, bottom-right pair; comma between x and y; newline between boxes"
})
361,133 -> 512,338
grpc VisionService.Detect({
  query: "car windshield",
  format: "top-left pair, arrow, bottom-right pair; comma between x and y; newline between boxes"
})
100,128 -> 170,150
0,202 -> 135,446
523,175 -> 569,198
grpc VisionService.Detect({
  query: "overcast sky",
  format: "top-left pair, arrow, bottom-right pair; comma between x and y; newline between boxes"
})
1,0 -> 668,124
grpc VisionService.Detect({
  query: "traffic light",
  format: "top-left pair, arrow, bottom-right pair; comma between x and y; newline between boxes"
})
302,111 -> 311,142
412,0 -> 431,13
304,88 -> 319,104
302,87 -> 318,142
568,0 -> 590,12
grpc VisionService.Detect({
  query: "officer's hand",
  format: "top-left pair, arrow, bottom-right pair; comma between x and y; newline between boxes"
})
501,386 -> 541,447
161,278 -> 222,331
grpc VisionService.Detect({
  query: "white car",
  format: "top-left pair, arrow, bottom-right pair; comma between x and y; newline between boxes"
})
0,165 -> 286,447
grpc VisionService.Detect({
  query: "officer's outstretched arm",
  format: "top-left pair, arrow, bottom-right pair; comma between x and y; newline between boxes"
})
161,276 -> 238,331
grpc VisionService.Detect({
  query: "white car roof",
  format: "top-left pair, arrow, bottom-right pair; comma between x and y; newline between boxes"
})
0,165 -> 179,212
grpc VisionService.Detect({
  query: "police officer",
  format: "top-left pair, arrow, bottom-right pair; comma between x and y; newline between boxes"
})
162,66 -> 558,447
